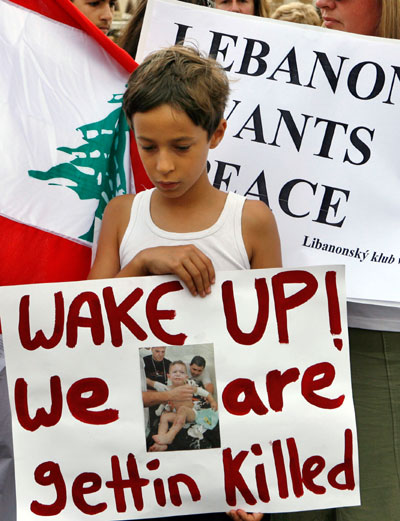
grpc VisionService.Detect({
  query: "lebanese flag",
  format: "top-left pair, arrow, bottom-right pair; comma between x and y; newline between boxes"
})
0,0 -> 151,287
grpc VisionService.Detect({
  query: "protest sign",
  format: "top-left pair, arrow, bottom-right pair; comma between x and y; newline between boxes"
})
0,266 -> 359,519
137,0 -> 400,305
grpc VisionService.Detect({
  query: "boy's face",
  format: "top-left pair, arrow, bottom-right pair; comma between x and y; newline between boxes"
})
133,104 -> 226,199
71,0 -> 116,34
169,364 -> 188,385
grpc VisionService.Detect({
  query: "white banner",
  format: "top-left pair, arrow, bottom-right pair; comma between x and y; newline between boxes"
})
0,266 -> 359,519
137,0 -> 400,305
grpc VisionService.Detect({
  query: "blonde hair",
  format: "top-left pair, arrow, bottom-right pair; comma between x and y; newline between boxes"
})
377,0 -> 400,39
255,0 -> 271,17
123,45 -> 230,138
272,2 -> 321,26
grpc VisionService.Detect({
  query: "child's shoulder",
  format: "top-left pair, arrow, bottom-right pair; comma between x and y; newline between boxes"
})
241,199 -> 282,269
100,194 -> 136,240
106,193 -> 135,212
242,198 -> 276,230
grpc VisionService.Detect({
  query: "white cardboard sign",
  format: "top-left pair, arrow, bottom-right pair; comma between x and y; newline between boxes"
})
0,266 -> 359,519
137,0 -> 400,305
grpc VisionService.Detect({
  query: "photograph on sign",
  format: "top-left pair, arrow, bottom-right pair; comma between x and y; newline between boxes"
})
140,343 -> 220,452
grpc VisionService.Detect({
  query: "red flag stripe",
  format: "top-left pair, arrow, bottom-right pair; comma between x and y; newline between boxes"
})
0,216 -> 92,286
9,0 -> 136,73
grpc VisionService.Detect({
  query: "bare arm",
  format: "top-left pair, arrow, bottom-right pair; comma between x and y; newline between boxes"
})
242,200 -> 282,269
206,393 -> 218,411
142,384 -> 194,408
88,194 -> 133,279
204,382 -> 214,395
118,244 -> 215,297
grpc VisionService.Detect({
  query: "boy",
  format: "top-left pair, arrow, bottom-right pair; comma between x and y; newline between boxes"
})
151,360 -> 217,451
89,44 -> 281,521
88,45 -> 281,290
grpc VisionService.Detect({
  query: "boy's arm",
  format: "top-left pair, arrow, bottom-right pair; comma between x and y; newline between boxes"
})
88,195 -> 133,279
118,244 -> 215,297
242,200 -> 282,269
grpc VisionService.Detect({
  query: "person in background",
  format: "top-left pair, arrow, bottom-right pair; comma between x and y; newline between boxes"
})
317,0 -> 399,37
271,1 -> 321,26
71,0 -> 116,34
117,0 -> 212,59
188,355 -> 214,395
143,346 -> 171,389
214,0 -> 270,17
271,1 -> 400,520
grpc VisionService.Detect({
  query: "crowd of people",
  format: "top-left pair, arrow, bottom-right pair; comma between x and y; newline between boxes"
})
76,0 -> 322,52
1,0 -> 399,520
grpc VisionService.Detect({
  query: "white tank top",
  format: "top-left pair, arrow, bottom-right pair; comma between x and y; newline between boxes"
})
119,188 -> 250,271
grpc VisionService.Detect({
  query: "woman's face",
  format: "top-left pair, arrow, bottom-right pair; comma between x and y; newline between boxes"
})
315,0 -> 381,36
215,0 -> 255,16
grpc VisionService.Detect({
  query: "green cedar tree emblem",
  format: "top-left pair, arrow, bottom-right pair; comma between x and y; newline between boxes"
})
28,94 -> 129,243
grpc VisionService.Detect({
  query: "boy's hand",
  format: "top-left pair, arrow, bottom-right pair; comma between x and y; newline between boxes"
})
131,245 -> 215,297
227,510 -> 264,521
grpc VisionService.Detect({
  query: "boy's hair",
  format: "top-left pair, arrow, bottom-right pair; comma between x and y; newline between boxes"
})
123,45 -> 230,138
169,360 -> 188,373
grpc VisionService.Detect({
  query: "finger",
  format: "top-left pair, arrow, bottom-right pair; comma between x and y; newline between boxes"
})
172,264 -> 199,296
192,247 -> 216,288
181,258 -> 209,297
231,509 -> 255,521
170,258 -> 206,297
179,245 -> 215,295
166,245 -> 214,296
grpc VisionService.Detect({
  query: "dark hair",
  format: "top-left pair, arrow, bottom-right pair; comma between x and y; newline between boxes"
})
190,355 -> 206,368
123,45 -> 230,138
117,0 -> 146,59
117,0 -> 213,60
